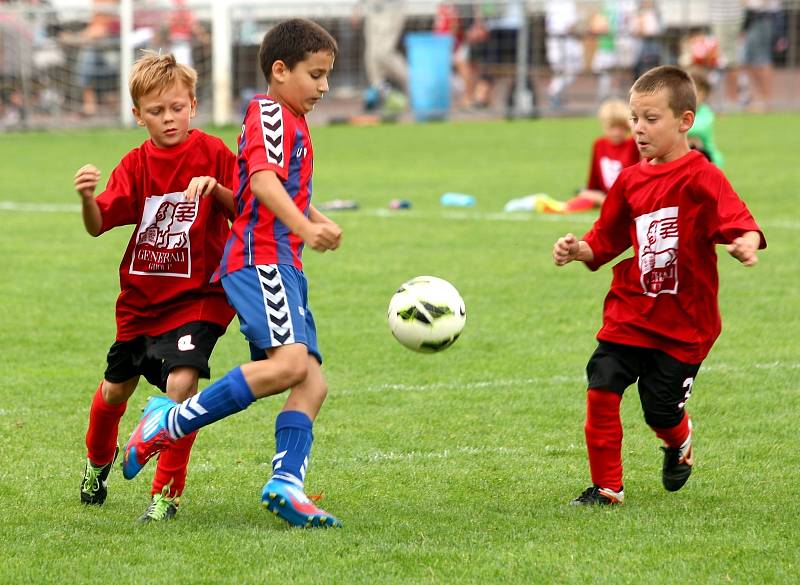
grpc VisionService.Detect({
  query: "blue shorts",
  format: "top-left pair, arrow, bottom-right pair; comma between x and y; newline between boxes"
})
221,264 -> 321,363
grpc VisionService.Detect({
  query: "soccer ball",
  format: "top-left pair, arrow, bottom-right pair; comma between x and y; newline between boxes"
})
387,276 -> 466,353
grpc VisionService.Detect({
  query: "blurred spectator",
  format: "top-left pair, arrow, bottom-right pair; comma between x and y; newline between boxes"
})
545,0 -> 583,109
61,0 -> 120,117
588,4 -> 616,102
470,0 -> 533,113
434,2 -> 477,109
679,27 -> 721,71
355,0 -> 408,110
139,0 -> 208,68
588,1 -> 637,102
709,0 -> 744,107
0,0 -> 33,126
741,0 -> 782,111
632,0 -> 665,80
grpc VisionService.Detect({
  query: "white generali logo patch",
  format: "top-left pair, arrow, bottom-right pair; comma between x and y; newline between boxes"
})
130,192 -> 197,278
635,206 -> 679,297
177,335 -> 195,352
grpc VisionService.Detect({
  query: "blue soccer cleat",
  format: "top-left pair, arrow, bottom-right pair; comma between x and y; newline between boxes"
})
261,479 -> 342,528
122,396 -> 176,480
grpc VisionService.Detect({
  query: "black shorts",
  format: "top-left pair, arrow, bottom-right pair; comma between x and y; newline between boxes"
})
586,341 -> 701,428
104,321 -> 224,392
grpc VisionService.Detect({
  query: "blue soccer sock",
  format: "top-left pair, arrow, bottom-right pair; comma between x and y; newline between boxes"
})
166,366 -> 255,439
270,410 -> 313,489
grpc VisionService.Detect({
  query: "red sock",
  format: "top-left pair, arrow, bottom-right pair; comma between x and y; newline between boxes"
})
585,388 -> 623,491
564,196 -> 597,213
152,431 -> 197,497
651,412 -> 691,448
85,382 -> 127,465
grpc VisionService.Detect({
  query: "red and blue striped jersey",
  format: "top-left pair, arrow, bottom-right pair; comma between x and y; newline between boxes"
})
216,94 -> 314,279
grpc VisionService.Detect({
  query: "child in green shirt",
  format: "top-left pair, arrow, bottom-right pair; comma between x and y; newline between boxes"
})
687,67 -> 724,167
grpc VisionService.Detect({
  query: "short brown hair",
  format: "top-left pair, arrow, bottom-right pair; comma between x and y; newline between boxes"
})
631,65 -> 696,116
129,50 -> 197,108
259,19 -> 338,83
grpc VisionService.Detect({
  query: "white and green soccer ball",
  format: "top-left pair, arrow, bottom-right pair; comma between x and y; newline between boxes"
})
387,276 -> 466,353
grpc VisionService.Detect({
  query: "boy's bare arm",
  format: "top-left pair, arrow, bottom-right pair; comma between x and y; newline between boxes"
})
553,233 -> 595,266
74,164 -> 103,236
726,230 -> 761,267
308,204 -> 342,248
250,170 -> 341,252
308,204 -> 333,224
184,176 -> 235,215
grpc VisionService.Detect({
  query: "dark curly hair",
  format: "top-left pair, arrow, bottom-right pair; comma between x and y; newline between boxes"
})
259,19 -> 338,82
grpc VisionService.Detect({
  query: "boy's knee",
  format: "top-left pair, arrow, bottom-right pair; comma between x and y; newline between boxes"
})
165,367 -> 200,401
102,379 -> 136,404
273,347 -> 309,387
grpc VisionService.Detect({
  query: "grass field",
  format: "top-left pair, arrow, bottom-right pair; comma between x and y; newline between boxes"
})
1,114 -> 798,584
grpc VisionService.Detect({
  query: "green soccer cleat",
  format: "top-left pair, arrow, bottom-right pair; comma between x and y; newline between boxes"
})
138,486 -> 179,523
81,446 -> 119,505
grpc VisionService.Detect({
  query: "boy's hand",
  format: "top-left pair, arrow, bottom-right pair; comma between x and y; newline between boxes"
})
553,233 -> 580,266
726,235 -> 759,266
184,176 -> 218,202
74,164 -> 101,200
300,221 -> 342,252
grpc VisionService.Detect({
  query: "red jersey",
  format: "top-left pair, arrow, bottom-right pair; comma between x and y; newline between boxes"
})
582,150 -> 766,363
96,129 -> 236,341
216,95 -> 313,278
586,136 -> 640,193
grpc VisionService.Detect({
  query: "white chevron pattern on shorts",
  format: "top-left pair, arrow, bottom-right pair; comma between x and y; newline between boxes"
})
256,264 -> 295,345
258,99 -> 284,168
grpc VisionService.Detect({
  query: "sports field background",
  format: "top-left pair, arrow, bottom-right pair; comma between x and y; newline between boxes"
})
1,115 -> 798,584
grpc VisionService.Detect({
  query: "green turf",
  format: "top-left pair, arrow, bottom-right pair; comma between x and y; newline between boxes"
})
1,115 -> 798,584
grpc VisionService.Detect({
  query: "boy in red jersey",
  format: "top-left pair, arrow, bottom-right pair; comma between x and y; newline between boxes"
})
121,19 -> 344,528
552,65 -> 766,506
74,51 -> 236,521
561,99 -> 640,213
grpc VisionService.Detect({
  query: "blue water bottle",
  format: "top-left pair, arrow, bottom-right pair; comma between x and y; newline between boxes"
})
440,192 -> 476,207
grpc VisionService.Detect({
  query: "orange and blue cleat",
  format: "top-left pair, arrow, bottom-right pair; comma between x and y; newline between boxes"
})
261,479 -> 342,528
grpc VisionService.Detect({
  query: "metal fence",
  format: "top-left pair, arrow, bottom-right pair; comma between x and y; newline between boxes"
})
1,0 -> 799,131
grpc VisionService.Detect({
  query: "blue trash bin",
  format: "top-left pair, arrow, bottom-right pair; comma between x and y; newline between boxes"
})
405,32 -> 453,122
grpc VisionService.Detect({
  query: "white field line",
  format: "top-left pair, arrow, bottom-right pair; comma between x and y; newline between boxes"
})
1,201 -> 80,213
3,200 -> 797,230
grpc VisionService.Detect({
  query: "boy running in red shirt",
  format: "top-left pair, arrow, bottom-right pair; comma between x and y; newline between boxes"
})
552,65 -> 765,505
120,19 -> 344,528
74,51 -> 236,521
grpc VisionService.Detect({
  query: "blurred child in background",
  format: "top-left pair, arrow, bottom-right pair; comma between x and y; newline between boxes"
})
561,99 -> 640,213
687,66 -> 725,167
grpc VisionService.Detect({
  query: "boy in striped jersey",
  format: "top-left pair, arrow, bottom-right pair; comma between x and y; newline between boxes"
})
121,19 -> 344,528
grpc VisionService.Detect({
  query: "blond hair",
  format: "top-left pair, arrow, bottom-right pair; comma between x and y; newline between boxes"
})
129,50 -> 197,108
598,99 -> 630,128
